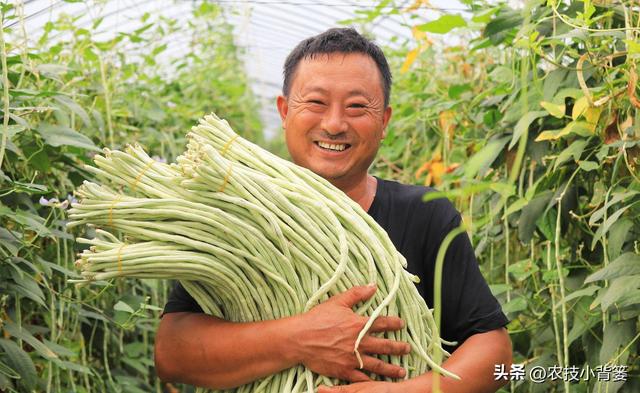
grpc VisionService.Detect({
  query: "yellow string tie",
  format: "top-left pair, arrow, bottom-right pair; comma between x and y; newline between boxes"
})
218,163 -> 233,193
221,135 -> 239,157
108,194 -> 124,228
117,243 -> 125,274
131,160 -> 156,192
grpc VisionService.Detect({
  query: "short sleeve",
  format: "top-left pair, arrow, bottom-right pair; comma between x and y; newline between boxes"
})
438,215 -> 509,348
163,281 -> 204,315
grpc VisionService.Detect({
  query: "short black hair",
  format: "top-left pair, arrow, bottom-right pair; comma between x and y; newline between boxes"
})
282,28 -> 392,106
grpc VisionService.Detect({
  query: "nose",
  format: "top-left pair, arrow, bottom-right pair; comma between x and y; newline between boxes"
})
320,104 -> 347,135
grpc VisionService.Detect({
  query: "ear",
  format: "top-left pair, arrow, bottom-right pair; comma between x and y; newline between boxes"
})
381,106 -> 392,139
276,95 -> 289,125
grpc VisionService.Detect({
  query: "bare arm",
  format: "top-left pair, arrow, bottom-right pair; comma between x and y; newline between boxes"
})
318,327 -> 513,393
404,327 -> 513,393
155,285 -> 411,390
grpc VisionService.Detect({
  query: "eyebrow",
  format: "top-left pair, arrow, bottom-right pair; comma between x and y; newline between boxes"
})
302,86 -> 372,99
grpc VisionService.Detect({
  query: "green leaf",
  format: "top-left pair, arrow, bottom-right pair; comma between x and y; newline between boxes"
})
472,7 -> 500,23
540,101 -> 565,118
483,10 -> 522,44
503,197 -> 528,218
554,139 -> 588,170
578,161 -> 598,171
624,38 -> 640,54
600,319 -> 634,364
114,300 -> 135,314
3,322 -> 58,360
0,358 -> 19,379
509,110 -> 547,149
489,284 -> 510,296
589,191 -> 639,226
0,206 -> 51,237
608,219 -> 633,260
37,123 -> 100,151
0,339 -> 37,390
502,296 -> 527,313
600,276 -> 640,311
52,95 -> 91,127
464,136 -> 509,178
507,259 -> 539,280
555,285 -> 600,309
536,121 -> 593,141
448,83 -> 472,99
518,190 -> 553,243
418,14 -> 467,34
591,203 -> 637,250
585,253 -> 640,283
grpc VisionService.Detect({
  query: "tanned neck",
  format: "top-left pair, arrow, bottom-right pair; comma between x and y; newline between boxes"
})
331,173 -> 377,212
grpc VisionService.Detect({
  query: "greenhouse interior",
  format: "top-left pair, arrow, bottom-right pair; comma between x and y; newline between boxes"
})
0,0 -> 638,392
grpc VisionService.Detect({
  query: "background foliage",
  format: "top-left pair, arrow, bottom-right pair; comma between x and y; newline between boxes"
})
370,0 -> 640,392
0,1 -> 261,392
0,0 -> 638,392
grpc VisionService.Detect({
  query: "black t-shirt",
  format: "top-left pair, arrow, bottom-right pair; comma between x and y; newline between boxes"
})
163,177 -> 508,351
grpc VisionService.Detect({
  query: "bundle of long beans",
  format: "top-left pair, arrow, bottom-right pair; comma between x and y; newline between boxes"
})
68,114 -> 457,393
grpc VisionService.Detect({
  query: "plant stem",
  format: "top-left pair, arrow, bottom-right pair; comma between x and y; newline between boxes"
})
98,52 -> 115,148
546,241 -> 564,369
504,203 -> 510,303
555,199 -> 570,393
0,6 -> 11,170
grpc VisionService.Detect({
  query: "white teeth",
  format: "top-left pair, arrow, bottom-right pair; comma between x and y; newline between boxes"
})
317,142 -> 347,151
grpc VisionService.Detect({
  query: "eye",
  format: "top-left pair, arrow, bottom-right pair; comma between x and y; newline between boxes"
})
349,103 -> 366,108
308,100 -> 325,105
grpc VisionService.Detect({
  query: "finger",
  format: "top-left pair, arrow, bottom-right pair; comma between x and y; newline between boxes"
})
318,385 -> 348,393
345,369 -> 370,383
361,356 -> 407,379
367,316 -> 405,333
328,284 -> 376,308
359,336 -> 411,356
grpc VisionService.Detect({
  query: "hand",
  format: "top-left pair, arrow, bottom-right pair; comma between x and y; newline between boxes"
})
293,284 -> 411,382
318,380 -> 409,393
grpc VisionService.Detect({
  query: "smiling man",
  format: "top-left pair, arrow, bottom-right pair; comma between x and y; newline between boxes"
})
155,28 -> 512,392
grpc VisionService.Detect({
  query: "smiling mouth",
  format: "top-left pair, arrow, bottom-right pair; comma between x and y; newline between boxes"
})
315,141 -> 351,152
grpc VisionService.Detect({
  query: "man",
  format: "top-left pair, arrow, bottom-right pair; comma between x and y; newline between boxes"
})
155,28 -> 512,392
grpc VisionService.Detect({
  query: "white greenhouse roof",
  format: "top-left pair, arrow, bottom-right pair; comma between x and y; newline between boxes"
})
17,0 -> 467,137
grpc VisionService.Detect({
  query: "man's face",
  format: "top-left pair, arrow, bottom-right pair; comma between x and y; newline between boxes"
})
277,52 -> 391,187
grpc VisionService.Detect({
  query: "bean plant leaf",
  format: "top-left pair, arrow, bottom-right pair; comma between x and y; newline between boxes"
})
555,285 -> 600,309
600,276 -> 640,311
52,95 -> 92,127
37,123 -> 100,151
585,253 -> 640,283
608,219 -> 633,260
590,203 -> 637,249
518,190 -> 553,243
464,136 -> 509,178
3,322 -> 58,360
540,101 -> 565,118
600,319 -> 634,365
509,110 -> 547,149
418,14 -> 467,34
536,121 -> 593,141
589,190 -> 639,226
554,139 -> 588,170
0,358 -> 19,379
483,9 -> 522,44
578,161 -> 598,171
0,206 -> 51,237
0,339 -> 37,390
114,300 -> 135,314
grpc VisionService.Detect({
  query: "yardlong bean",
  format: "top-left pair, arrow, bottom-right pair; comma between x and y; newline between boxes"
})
69,114 -> 459,393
